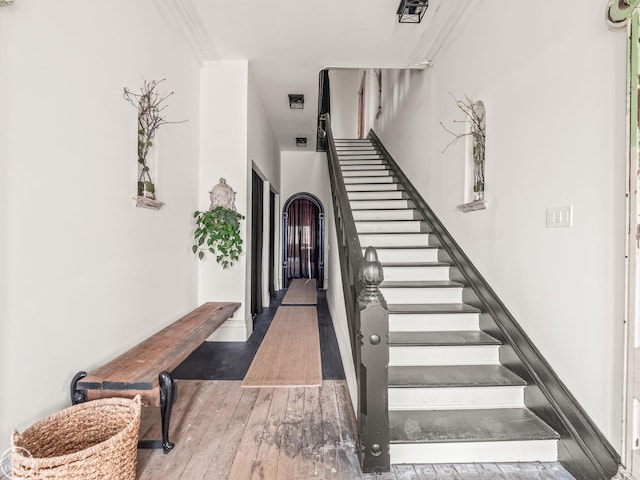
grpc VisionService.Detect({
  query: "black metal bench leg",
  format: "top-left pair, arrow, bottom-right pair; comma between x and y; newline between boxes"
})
70,371 -> 87,405
159,371 -> 176,453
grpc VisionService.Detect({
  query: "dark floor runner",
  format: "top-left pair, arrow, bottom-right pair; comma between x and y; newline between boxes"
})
172,290 -> 346,381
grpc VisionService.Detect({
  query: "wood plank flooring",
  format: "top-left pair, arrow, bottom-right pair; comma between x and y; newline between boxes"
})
137,380 -> 576,480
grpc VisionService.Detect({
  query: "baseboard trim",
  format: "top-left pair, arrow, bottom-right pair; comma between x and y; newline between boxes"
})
369,129 -> 620,480
207,318 -> 247,342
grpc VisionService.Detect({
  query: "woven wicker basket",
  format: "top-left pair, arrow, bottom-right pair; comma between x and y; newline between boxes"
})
10,395 -> 142,480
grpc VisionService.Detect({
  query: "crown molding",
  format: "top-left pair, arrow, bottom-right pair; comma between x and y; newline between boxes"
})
153,0 -> 219,66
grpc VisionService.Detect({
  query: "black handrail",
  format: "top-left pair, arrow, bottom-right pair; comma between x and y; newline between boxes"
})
324,115 -> 390,474
324,114 -> 364,362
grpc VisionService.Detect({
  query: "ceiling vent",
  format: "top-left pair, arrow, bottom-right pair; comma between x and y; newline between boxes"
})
296,137 -> 307,148
397,0 -> 428,23
289,94 -> 304,109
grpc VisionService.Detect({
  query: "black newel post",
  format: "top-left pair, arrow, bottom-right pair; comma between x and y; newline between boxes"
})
357,246 -> 390,473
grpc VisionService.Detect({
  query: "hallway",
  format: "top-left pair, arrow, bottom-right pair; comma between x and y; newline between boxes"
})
172,290 -> 345,382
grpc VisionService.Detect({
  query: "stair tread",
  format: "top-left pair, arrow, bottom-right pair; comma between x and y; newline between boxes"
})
360,246 -> 440,252
345,175 -> 400,185
388,365 -> 527,387
360,232 -> 427,236
351,208 -> 416,213
342,167 -> 387,170
381,280 -> 463,288
382,261 -> 449,267
389,330 -> 500,346
388,303 -> 480,314
355,219 -> 422,223
389,408 -> 559,443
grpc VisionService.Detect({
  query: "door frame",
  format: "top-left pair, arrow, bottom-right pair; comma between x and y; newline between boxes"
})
608,1 -> 640,474
282,192 -> 325,289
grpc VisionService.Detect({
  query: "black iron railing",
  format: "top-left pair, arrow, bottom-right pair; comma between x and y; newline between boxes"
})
323,114 -> 390,473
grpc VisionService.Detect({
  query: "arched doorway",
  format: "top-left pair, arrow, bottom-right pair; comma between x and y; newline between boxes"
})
282,193 -> 324,288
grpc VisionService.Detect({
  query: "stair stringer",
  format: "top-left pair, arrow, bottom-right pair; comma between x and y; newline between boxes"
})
369,129 -> 620,480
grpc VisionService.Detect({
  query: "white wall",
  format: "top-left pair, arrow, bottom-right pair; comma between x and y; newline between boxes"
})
0,0 -> 201,446
248,75 -> 281,192
200,63 -> 281,340
325,203 -> 358,414
248,74 -> 281,309
375,1 -> 626,447
199,61 -> 250,341
328,69 -> 361,139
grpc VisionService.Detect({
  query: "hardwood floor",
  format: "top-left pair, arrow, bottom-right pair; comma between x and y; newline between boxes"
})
137,380 -> 576,480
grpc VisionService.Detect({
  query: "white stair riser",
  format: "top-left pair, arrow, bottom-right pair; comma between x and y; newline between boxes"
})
374,248 -> 439,263
390,440 -> 558,464
389,313 -> 480,332
383,266 -> 450,281
359,233 -> 430,247
350,200 -> 411,209
389,345 -> 499,366
353,210 -> 417,221
344,176 -> 395,184
343,170 -> 391,178
340,159 -> 384,165
348,191 -> 405,200
341,164 -> 389,171
336,147 -> 377,151
338,155 -> 383,161
346,183 -> 401,192
380,287 -> 462,304
388,386 -> 525,411
356,221 -> 423,233
336,142 -> 374,146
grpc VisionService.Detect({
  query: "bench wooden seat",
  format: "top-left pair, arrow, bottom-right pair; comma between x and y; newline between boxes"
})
70,301 -> 240,453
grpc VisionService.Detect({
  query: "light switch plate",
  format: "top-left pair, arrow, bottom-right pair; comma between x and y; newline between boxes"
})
547,206 -> 573,228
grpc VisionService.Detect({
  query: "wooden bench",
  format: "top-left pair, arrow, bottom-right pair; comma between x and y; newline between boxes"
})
70,302 -> 240,453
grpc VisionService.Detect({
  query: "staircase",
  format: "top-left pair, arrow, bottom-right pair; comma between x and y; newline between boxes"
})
336,138 -> 560,465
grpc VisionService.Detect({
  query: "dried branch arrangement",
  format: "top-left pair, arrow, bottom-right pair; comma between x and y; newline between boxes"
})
123,78 -> 187,199
441,93 -> 486,196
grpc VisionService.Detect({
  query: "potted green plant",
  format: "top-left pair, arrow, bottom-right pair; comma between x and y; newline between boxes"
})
123,78 -> 185,200
192,207 -> 245,268
192,178 -> 244,268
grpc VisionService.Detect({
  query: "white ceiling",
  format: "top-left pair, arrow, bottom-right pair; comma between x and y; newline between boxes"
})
155,0 -> 476,151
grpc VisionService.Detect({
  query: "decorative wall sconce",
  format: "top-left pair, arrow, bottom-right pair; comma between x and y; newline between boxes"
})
289,94 -> 304,109
296,137 -> 307,148
397,0 -> 429,23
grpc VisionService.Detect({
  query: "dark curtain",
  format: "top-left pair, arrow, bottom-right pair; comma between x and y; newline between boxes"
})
251,170 -> 264,318
268,191 -> 276,298
287,198 -> 318,280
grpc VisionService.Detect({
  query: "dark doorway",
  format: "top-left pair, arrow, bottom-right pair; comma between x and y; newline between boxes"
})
282,193 -> 324,288
269,191 -> 276,298
250,170 -> 264,320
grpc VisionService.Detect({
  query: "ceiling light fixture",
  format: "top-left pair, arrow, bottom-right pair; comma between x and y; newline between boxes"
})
397,0 -> 429,23
0,0 -> 14,5
288,94 -> 304,109
296,137 -> 307,148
